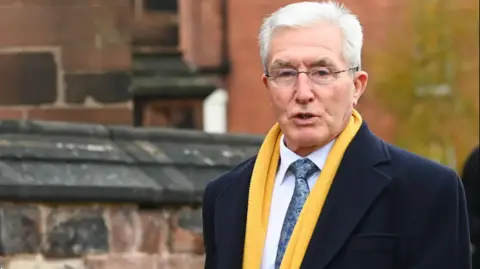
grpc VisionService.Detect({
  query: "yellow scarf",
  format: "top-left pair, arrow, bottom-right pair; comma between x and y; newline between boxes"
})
242,109 -> 363,269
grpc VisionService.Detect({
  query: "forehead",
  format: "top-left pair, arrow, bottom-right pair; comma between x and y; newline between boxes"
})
268,23 -> 345,68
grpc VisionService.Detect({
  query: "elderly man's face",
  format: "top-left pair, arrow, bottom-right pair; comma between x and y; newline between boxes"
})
262,22 -> 368,156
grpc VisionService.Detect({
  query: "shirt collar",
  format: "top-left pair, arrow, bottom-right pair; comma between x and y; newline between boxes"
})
277,135 -> 335,185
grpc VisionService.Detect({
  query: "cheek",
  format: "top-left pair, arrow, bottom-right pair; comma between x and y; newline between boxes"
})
270,91 -> 291,117
323,86 -> 353,113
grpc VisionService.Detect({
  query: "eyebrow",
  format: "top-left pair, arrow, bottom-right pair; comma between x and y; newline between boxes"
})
309,58 -> 336,68
270,60 -> 294,70
269,58 -> 337,70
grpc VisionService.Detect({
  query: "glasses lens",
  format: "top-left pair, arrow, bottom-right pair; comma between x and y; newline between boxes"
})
271,69 -> 297,86
309,69 -> 334,85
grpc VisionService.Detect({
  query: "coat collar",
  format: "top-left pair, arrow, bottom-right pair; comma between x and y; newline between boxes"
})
300,121 -> 392,269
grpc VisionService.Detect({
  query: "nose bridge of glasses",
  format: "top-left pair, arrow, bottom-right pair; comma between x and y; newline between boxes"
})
295,70 -> 315,88
299,69 -> 318,80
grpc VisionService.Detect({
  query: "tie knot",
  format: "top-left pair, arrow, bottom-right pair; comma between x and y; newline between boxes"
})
289,158 -> 319,180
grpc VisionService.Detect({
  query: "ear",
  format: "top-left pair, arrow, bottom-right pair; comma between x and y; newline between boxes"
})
262,73 -> 269,89
352,71 -> 368,106
262,74 -> 275,107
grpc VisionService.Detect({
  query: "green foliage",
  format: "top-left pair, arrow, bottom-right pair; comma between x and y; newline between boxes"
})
368,0 -> 479,170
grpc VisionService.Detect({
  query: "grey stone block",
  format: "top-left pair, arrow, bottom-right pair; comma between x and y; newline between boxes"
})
43,207 -> 108,258
0,205 -> 41,255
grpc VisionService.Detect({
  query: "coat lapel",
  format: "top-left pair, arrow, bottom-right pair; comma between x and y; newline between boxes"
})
301,123 -> 392,269
214,157 -> 255,269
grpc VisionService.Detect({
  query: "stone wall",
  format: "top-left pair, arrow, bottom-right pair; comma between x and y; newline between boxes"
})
1,204 -> 205,269
0,119 -> 263,269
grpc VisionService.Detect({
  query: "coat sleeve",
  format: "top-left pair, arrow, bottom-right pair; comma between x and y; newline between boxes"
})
406,171 -> 472,269
202,181 -> 217,269
461,147 -> 480,243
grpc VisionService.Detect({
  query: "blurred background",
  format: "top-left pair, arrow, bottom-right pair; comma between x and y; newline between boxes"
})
0,0 -> 477,268
0,0 -> 477,169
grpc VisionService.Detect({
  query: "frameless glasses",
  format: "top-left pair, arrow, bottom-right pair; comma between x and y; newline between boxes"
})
265,66 -> 359,87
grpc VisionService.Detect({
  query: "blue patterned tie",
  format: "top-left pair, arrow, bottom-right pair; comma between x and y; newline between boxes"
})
275,158 -> 319,269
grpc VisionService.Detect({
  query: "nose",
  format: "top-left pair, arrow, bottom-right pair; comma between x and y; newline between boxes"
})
295,72 -> 314,104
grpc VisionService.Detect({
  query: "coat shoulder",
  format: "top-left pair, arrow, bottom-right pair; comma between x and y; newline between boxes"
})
204,155 -> 257,199
385,142 -> 459,187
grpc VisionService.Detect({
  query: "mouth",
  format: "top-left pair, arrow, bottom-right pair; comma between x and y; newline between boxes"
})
293,112 -> 315,119
291,112 -> 317,125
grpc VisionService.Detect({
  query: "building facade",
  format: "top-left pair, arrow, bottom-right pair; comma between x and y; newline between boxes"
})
0,0 -> 477,169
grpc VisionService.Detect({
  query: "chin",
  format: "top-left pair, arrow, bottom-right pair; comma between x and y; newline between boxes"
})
288,126 -> 332,148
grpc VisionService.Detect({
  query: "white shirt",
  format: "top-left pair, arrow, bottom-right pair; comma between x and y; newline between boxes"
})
260,135 -> 335,269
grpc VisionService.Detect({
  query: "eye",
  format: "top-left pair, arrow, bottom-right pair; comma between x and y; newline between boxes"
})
273,69 -> 297,77
311,69 -> 331,77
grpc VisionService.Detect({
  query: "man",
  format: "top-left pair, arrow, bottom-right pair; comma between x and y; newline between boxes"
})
462,146 -> 480,267
202,1 -> 471,269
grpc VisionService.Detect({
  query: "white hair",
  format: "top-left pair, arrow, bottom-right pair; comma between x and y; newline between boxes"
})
258,1 -> 363,72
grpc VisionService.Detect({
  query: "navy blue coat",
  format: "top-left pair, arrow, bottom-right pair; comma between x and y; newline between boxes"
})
202,122 -> 471,269
462,146 -> 479,267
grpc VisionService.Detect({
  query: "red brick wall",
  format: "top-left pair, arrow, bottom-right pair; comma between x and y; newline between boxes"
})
179,0 -> 223,68
0,0 -> 226,128
0,0 -> 477,166
0,0 -> 133,125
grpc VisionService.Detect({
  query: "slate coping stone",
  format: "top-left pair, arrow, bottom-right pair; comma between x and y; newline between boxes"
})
0,120 -> 262,205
